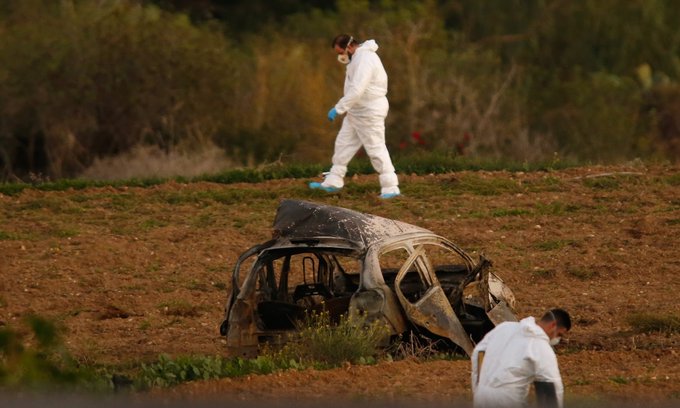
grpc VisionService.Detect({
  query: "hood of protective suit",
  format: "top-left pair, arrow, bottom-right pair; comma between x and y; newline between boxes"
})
519,316 -> 550,341
356,39 -> 379,53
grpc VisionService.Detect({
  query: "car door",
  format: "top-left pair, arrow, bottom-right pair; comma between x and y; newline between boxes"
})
389,240 -> 475,355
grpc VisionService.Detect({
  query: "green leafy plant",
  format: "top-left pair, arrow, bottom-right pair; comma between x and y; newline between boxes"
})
136,353 -> 290,389
0,315 -> 108,390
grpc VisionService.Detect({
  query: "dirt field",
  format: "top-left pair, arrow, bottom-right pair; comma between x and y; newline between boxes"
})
1,163 -> 679,405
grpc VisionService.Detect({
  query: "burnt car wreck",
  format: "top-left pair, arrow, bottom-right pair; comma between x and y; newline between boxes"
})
220,199 -> 517,357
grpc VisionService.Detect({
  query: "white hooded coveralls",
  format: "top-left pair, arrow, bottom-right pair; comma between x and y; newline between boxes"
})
323,39 -> 399,195
471,317 -> 564,408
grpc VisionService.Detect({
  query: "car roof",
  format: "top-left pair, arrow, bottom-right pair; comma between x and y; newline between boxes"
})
272,199 -> 431,249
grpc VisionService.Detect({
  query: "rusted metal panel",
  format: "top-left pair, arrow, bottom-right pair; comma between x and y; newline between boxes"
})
397,285 -> 475,355
487,300 -> 518,325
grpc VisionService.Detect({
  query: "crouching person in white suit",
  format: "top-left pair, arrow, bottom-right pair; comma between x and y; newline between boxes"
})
309,34 -> 400,199
471,309 -> 572,408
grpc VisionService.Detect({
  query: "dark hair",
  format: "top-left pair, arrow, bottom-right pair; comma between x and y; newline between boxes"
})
332,34 -> 358,49
541,308 -> 572,331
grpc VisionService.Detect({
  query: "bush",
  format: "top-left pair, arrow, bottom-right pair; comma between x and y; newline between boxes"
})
0,315 -> 108,390
275,310 -> 390,367
0,0 -> 239,179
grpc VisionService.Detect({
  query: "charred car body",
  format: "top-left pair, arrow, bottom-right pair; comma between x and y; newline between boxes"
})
220,199 -> 516,357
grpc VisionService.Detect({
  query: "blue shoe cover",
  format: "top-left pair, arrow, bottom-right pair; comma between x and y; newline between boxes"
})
379,192 -> 400,199
309,182 -> 340,193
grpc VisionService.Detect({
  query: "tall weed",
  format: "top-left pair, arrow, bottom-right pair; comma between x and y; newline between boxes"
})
274,310 -> 390,367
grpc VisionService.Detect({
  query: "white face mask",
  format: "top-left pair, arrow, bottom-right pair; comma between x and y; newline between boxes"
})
336,35 -> 353,65
548,310 -> 561,346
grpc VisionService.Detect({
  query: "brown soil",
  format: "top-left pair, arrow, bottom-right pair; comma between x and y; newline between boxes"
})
1,163 -> 679,405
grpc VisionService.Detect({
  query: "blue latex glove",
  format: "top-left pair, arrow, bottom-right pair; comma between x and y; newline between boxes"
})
328,107 -> 338,122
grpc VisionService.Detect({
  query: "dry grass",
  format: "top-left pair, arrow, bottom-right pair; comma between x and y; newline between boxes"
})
80,144 -> 235,181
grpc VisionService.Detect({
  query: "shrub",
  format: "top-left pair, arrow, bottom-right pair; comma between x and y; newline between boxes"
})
275,310 -> 390,367
0,315 -> 108,390
0,0 -> 239,179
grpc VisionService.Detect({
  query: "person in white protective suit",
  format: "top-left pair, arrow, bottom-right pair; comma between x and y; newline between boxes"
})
309,34 -> 400,199
471,308 -> 572,408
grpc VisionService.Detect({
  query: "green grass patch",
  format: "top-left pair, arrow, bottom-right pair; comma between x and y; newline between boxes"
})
583,176 -> 621,189
535,239 -> 576,251
159,189 -> 280,206
524,176 -> 566,193
449,175 -> 524,196
609,375 -> 630,385
532,269 -> 556,279
17,197 -> 65,212
566,267 -> 597,280
191,213 -> 214,228
186,280 -> 210,292
146,262 -> 161,273
48,227 -> 79,238
534,201 -> 581,215
140,219 -> 168,230
0,178 -> 164,197
0,230 -> 21,240
105,194 -> 137,211
627,312 -> 680,334
0,154 -> 581,196
343,182 -> 381,195
666,218 -> 680,226
138,320 -> 152,331
571,378 -> 591,386
198,163 -> 325,184
490,208 -> 531,217
665,173 -> 680,186
582,173 -> 648,190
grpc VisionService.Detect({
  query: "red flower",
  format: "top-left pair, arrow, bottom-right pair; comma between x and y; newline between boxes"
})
411,131 -> 425,146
